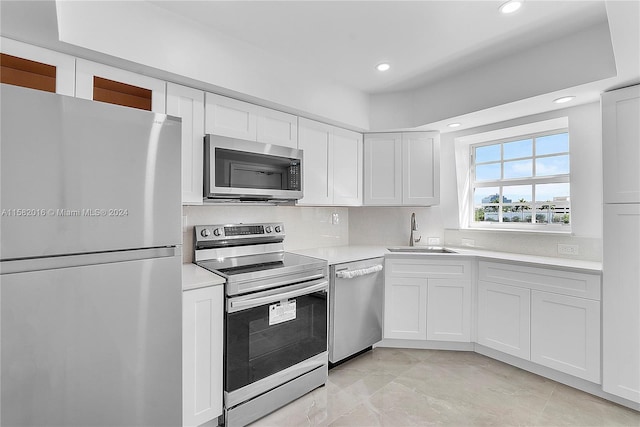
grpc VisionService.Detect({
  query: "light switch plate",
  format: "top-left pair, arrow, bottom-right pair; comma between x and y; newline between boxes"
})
428,237 -> 440,245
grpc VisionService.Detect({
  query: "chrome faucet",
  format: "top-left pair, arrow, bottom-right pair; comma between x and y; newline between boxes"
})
410,212 -> 421,246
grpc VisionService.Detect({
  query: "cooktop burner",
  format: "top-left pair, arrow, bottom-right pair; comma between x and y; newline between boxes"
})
193,222 -> 327,296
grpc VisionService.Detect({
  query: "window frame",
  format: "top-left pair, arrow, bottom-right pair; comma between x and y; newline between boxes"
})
469,128 -> 571,231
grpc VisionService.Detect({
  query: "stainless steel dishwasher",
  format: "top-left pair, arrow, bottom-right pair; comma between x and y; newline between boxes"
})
329,257 -> 384,364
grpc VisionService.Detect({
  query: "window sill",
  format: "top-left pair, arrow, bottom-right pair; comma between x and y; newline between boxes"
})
463,226 -> 573,236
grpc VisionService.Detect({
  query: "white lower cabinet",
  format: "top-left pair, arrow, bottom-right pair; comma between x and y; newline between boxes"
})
531,290 -> 601,383
384,276 -> 428,340
602,204 -> 640,403
426,279 -> 471,342
384,257 -> 471,342
183,286 -> 223,427
477,281 -> 531,359
477,261 -> 601,382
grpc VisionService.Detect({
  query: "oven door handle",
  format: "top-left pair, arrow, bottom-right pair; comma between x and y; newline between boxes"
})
228,279 -> 328,312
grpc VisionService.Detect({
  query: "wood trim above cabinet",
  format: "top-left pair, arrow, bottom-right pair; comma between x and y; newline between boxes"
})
93,76 -> 152,111
0,53 -> 56,93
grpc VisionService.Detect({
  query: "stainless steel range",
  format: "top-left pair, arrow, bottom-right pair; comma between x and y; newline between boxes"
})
194,222 -> 328,427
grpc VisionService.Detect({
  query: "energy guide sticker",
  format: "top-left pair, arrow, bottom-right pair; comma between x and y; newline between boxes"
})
269,300 -> 296,325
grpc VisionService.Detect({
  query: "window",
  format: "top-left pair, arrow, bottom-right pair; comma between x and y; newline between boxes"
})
471,130 -> 570,230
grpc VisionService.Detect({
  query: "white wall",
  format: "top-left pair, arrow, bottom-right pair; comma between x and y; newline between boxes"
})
369,22 -> 615,130
348,206 -> 443,247
182,205 -> 349,263
440,102 -> 603,261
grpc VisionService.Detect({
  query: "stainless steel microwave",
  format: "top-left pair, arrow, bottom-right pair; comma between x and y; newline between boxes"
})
204,135 -> 303,202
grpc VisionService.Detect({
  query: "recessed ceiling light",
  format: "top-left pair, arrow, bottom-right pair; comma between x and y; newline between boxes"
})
376,63 -> 390,72
554,96 -> 575,104
448,123 -> 461,128
499,0 -> 522,14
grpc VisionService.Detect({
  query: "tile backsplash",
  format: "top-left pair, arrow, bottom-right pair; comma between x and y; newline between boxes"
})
182,205 -> 349,263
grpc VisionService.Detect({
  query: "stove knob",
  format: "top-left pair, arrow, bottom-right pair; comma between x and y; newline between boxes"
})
275,225 -> 282,233
200,228 -> 211,237
265,226 -> 272,233
213,228 -> 222,236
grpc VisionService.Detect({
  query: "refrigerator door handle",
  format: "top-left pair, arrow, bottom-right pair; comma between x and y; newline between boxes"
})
0,246 -> 181,275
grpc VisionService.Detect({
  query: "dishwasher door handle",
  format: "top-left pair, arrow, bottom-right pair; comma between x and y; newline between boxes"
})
335,264 -> 383,279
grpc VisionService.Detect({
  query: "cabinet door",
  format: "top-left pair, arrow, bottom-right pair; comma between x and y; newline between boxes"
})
297,118 -> 331,205
183,286 -> 223,427
1,37 -> 75,96
426,279 -> 471,342
166,83 -> 205,205
75,59 -> 166,112
403,132 -> 440,206
603,204 -> 640,402
383,276 -> 427,340
477,281 -> 531,359
256,106 -> 298,148
204,92 -> 257,140
602,85 -> 640,204
531,290 -> 600,383
364,134 -> 402,205
332,128 -> 363,206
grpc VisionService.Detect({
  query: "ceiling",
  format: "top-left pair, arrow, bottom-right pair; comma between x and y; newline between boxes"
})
151,1 -> 610,94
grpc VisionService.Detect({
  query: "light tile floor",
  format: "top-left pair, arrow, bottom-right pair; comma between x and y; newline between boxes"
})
250,348 -> 640,426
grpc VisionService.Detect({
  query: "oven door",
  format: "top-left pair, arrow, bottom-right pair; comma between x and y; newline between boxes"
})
225,279 -> 327,404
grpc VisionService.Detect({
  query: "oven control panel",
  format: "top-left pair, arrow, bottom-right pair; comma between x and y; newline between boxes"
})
195,222 -> 285,245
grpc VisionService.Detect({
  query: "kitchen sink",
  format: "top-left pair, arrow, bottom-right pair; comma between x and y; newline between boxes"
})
387,247 -> 457,254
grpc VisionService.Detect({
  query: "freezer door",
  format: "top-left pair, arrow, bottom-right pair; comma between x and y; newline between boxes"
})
0,84 -> 181,259
1,253 -> 182,427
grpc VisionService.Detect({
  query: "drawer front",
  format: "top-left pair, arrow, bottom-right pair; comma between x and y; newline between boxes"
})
479,261 -> 600,300
386,258 -> 471,279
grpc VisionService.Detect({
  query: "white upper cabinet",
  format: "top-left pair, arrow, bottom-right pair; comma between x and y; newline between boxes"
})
403,133 -> 440,205
1,37 -> 75,96
205,93 -> 298,148
298,119 -> 331,205
297,118 -> 362,206
205,93 -> 257,140
75,59 -> 166,113
602,85 -> 640,204
364,132 -> 440,206
331,127 -> 363,205
256,107 -> 298,148
166,83 -> 205,205
364,133 -> 403,205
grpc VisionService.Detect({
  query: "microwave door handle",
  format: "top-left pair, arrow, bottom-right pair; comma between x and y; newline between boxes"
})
228,280 -> 328,313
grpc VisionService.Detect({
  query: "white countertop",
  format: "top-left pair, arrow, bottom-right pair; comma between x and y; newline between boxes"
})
291,245 -> 388,265
292,245 -> 602,272
182,263 -> 225,291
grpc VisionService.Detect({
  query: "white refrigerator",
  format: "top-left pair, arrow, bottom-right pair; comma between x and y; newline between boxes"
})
0,84 -> 183,426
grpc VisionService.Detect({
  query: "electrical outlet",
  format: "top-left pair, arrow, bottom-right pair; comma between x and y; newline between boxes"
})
331,212 -> 340,225
428,237 -> 440,245
182,216 -> 188,232
558,244 -> 579,256
461,238 -> 475,247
